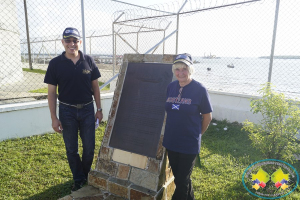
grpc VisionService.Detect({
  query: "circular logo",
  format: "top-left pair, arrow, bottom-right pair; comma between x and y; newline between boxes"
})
242,159 -> 299,199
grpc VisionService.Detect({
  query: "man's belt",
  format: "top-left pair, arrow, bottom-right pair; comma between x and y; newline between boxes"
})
59,100 -> 94,109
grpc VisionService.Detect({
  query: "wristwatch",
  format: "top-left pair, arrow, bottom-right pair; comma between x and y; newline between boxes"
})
97,108 -> 102,112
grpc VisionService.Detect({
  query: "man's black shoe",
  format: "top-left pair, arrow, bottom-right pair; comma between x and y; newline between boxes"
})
71,180 -> 86,192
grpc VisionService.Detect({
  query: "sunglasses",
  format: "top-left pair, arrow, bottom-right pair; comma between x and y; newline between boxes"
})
64,39 -> 80,43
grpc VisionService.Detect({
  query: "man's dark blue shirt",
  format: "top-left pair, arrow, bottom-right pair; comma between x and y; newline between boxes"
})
44,50 -> 101,104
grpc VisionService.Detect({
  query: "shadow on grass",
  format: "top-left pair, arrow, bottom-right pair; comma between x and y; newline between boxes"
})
25,180 -> 73,200
201,119 -> 265,165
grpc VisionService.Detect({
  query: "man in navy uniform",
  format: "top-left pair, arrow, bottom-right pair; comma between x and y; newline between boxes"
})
44,27 -> 103,192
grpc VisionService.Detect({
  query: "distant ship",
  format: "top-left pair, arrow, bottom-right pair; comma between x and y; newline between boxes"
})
203,52 -> 221,59
227,63 -> 234,68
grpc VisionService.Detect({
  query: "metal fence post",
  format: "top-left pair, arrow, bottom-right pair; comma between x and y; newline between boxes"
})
176,0 -> 188,54
23,0 -> 32,70
43,43 -> 45,64
32,45 -> 34,63
112,23 -> 115,76
163,22 -> 172,55
137,26 -> 143,52
268,0 -> 281,83
113,12 -> 124,76
89,31 -> 95,55
81,0 -> 87,54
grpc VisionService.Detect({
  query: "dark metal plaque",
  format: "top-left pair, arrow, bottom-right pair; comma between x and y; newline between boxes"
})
109,62 -> 173,158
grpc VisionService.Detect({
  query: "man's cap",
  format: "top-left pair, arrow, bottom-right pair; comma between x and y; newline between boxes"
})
173,53 -> 193,66
63,27 -> 81,39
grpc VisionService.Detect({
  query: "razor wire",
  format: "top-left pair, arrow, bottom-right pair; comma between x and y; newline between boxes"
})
1,0 -> 300,105
113,0 -> 263,23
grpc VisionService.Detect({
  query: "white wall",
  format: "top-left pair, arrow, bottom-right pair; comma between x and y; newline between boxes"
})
0,0 -> 23,84
209,90 -> 263,124
0,91 -> 261,141
0,93 -> 113,141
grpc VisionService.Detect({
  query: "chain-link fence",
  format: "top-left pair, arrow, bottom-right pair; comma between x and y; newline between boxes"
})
1,0 -> 299,105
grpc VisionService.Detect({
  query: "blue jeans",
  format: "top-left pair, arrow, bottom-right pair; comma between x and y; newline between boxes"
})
167,149 -> 196,200
59,103 -> 95,183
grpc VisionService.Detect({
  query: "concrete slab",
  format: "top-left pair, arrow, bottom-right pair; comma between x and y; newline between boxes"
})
71,185 -> 104,199
58,185 -> 127,200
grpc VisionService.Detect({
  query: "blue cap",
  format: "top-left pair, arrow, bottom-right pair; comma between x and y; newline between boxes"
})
63,27 -> 81,39
174,53 -> 193,66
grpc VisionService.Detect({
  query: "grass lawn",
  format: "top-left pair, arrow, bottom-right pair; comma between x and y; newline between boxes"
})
0,120 -> 299,200
22,68 -> 47,75
0,123 -> 106,200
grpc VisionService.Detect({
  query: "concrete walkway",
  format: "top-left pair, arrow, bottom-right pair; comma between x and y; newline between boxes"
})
58,185 -> 124,200
0,63 -> 119,105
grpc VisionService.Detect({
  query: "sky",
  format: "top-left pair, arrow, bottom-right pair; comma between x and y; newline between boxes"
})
111,0 -> 300,57
115,0 -> 174,7
15,0 -> 300,58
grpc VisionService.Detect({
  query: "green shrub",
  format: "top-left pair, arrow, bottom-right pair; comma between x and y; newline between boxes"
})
243,83 -> 300,163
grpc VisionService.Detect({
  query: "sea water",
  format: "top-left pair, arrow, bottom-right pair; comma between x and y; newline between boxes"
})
191,57 -> 300,99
